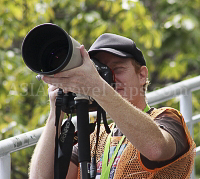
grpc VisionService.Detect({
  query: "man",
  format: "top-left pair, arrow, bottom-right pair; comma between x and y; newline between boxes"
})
29,33 -> 195,178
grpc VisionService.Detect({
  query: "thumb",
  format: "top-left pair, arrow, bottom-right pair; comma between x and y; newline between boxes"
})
80,45 -> 90,63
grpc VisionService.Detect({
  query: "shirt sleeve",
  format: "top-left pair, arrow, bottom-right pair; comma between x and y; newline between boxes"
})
154,111 -> 189,157
140,109 -> 189,169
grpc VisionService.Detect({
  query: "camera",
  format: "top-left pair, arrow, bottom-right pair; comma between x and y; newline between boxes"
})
21,23 -> 115,113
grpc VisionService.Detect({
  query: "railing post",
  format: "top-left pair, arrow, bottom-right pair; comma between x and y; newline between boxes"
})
180,90 -> 193,136
0,153 -> 11,179
180,90 -> 195,179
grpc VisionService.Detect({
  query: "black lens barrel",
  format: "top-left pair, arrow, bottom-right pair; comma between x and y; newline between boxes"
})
22,23 -> 73,75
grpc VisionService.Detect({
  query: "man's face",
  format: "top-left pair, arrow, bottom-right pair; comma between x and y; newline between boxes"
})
94,52 -> 146,106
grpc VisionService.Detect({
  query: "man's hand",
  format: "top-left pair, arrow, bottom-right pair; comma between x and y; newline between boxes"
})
48,84 -> 59,110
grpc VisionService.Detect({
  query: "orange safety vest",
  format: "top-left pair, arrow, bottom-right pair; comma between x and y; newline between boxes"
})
77,107 -> 196,179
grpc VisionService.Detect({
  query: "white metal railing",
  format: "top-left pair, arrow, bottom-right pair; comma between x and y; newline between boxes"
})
1,75 -> 200,179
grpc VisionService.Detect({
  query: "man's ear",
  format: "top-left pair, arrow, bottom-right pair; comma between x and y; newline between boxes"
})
139,66 -> 148,86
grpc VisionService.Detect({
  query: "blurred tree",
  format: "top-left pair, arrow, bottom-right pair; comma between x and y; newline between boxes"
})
141,0 -> 200,88
0,0 -> 200,178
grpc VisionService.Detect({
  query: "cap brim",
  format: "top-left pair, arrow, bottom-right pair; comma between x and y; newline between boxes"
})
89,48 -> 134,58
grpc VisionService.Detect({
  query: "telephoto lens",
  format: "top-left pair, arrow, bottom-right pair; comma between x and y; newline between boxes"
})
22,23 -> 82,75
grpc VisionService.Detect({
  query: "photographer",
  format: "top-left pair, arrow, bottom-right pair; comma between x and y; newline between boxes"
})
29,33 -> 195,179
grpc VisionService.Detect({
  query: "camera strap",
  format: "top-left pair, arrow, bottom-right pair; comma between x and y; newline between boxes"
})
54,89 -> 75,179
59,115 -> 75,178
90,105 -> 111,179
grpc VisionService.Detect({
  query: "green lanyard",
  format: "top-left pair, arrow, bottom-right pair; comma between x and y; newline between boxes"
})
101,124 -> 125,179
100,104 -> 150,179
143,104 -> 150,113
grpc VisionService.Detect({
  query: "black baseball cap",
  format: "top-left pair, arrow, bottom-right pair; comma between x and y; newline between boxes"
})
88,33 -> 146,66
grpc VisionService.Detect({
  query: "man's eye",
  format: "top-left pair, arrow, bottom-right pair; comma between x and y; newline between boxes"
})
113,67 -> 124,73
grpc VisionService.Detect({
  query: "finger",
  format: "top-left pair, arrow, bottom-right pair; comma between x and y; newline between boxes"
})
80,45 -> 89,60
48,84 -> 59,93
53,66 -> 81,78
80,45 -> 93,67
44,76 -> 75,91
54,70 -> 71,78
49,88 -> 59,101
48,84 -> 58,89
43,76 -> 64,85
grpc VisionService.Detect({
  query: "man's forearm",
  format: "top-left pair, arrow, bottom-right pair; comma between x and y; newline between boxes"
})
93,81 -> 176,161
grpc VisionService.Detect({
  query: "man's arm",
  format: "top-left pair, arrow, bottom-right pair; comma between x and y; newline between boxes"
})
29,86 -> 78,179
93,82 -> 176,161
42,46 -> 176,162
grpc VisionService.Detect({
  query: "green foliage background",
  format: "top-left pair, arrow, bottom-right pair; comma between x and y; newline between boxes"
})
0,0 -> 200,178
